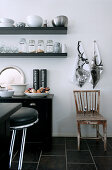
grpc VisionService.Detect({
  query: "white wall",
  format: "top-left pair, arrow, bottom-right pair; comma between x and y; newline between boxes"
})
0,0 -> 112,136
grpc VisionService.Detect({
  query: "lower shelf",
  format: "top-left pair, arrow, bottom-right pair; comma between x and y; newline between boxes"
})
0,53 -> 67,58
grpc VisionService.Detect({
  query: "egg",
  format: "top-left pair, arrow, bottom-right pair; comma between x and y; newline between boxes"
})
30,89 -> 37,93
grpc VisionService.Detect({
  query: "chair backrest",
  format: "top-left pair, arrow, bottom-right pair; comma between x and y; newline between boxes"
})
73,90 -> 100,114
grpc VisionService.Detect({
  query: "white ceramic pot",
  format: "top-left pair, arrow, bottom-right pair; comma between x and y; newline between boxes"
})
0,90 -> 14,97
11,84 -> 27,96
26,15 -> 43,27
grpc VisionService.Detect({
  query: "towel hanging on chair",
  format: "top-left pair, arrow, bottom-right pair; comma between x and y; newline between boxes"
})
75,41 -> 90,87
90,41 -> 103,88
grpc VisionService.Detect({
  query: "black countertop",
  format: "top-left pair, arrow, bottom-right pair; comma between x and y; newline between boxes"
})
0,103 -> 22,123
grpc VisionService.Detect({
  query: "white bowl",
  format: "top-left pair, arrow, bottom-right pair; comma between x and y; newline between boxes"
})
24,92 -> 49,97
26,15 -> 43,27
0,23 -> 14,27
0,90 -> 14,97
0,18 -> 14,24
11,84 -> 27,96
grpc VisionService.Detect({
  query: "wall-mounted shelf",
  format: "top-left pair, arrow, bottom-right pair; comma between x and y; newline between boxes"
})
0,27 -> 67,34
0,53 -> 67,58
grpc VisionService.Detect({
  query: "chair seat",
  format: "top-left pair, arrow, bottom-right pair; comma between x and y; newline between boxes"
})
10,107 -> 38,127
76,113 -> 106,121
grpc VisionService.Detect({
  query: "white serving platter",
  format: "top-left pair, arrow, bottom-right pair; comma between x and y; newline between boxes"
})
0,66 -> 25,89
24,92 -> 49,97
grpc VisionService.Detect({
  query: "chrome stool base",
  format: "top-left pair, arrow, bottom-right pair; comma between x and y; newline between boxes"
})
9,128 -> 27,170
9,115 -> 38,170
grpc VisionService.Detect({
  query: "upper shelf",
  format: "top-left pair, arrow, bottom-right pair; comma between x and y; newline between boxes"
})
0,27 -> 67,35
0,53 -> 67,58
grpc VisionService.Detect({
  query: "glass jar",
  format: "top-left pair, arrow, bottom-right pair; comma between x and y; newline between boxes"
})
37,40 -> 44,53
28,40 -> 36,53
46,40 -> 53,53
19,38 -> 27,53
53,42 -> 61,53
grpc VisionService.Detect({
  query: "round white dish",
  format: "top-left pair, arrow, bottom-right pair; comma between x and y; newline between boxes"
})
0,90 -> 14,97
0,23 -> 14,27
24,92 -> 49,97
0,66 -> 25,89
11,84 -> 27,96
0,17 -> 14,24
26,15 -> 43,27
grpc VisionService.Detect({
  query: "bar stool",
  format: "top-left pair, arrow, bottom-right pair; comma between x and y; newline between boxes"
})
9,107 -> 39,170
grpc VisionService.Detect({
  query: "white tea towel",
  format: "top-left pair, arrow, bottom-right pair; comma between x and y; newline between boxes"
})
75,41 -> 90,87
90,41 -> 103,88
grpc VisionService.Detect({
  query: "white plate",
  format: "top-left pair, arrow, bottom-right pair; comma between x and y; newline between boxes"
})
0,17 -> 14,24
24,92 -> 49,97
0,23 -> 14,27
0,66 -> 25,89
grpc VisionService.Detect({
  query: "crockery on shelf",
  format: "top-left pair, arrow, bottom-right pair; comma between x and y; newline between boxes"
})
62,44 -> 67,53
0,90 -> 14,97
43,19 -> 47,27
25,87 -> 50,93
0,23 -> 14,27
26,15 -> 43,27
0,66 -> 25,89
15,22 -> 26,27
24,87 -> 50,97
11,84 -> 27,96
52,15 -> 68,27
53,42 -> 61,53
0,17 -> 14,24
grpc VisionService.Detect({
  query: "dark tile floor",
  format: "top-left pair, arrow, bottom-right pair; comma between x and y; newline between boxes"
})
10,137 -> 112,170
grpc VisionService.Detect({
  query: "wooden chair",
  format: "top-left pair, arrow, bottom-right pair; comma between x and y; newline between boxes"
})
73,90 -> 107,151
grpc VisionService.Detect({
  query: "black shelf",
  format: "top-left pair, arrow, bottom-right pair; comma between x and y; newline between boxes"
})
0,27 -> 67,34
0,53 -> 67,58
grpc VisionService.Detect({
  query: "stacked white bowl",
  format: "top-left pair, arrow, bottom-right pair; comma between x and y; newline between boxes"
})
26,15 -> 43,27
0,18 -> 14,27
0,90 -> 14,97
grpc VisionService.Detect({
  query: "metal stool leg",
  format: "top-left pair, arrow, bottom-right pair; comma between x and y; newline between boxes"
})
18,128 -> 27,170
9,129 -> 16,168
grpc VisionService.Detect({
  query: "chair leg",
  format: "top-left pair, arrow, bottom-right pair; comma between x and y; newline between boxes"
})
18,128 -> 27,170
9,129 -> 16,168
103,121 -> 107,152
77,121 -> 81,150
96,124 -> 99,138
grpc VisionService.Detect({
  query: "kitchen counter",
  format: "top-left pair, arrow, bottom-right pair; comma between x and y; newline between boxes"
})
0,94 -> 53,150
0,103 -> 22,169
0,103 -> 22,123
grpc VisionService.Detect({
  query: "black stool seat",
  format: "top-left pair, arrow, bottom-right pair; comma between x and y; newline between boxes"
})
10,107 -> 38,127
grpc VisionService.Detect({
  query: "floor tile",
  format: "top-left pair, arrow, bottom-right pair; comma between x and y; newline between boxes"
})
11,162 -> 37,170
38,156 -> 66,170
86,139 -> 104,146
66,139 -> 88,151
88,143 -> 112,156
94,157 -> 112,170
67,163 -> 96,170
67,151 -> 93,163
10,137 -> 112,170
52,137 -> 65,145
42,144 -> 65,155
66,137 -> 76,141
107,137 -> 112,142
107,138 -> 112,147
13,142 -> 41,162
